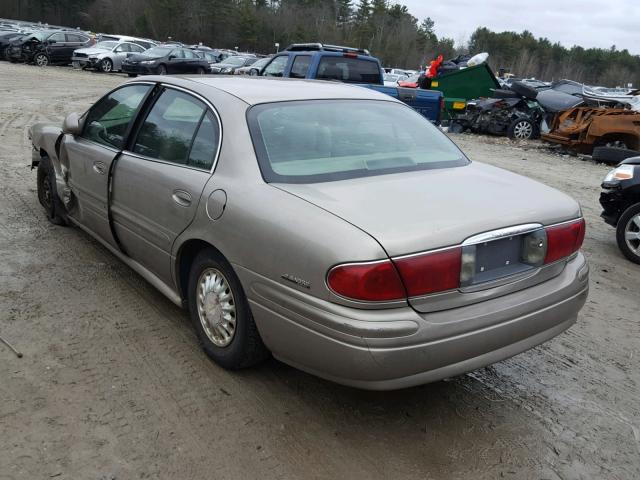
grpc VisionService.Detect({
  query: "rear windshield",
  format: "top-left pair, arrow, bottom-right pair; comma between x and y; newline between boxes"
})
317,57 -> 382,84
248,100 -> 468,183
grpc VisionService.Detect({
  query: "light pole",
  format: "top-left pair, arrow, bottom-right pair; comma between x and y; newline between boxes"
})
275,42 -> 280,53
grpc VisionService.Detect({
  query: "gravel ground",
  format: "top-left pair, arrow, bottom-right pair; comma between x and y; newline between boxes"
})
0,62 -> 639,480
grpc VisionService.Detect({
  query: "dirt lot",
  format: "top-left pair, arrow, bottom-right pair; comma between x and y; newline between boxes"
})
0,62 -> 638,480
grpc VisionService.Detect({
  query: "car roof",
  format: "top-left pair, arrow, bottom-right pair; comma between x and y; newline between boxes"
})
141,76 -> 397,106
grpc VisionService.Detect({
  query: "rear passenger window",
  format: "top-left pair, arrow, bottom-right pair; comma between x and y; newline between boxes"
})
290,56 -> 310,79
133,89 -> 207,165
317,57 -> 381,84
66,34 -> 86,43
188,112 -> 219,170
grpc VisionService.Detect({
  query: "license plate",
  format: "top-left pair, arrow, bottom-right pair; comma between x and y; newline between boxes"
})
461,235 -> 534,286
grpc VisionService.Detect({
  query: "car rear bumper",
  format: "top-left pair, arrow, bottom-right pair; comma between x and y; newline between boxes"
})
238,252 -> 589,390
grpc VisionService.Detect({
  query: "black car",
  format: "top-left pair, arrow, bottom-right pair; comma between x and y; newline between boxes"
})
210,55 -> 257,74
600,156 -> 640,263
0,30 -> 29,60
122,46 -> 210,76
8,29 -> 93,66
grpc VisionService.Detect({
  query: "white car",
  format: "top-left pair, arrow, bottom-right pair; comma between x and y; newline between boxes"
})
383,73 -> 408,87
72,40 -> 147,73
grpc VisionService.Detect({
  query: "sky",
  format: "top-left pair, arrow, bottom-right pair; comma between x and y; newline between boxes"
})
401,0 -> 640,54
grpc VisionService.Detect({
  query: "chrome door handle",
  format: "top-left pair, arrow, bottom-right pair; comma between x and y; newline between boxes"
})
92,161 -> 107,175
172,190 -> 192,207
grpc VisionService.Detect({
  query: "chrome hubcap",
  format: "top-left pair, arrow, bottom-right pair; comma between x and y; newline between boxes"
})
197,268 -> 236,347
624,214 -> 640,255
513,121 -> 533,139
102,60 -> 112,72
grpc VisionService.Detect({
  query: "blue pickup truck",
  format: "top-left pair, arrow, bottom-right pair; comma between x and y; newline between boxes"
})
259,43 -> 442,123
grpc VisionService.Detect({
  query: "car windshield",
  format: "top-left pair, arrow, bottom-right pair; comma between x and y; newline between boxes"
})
30,31 -> 47,41
95,41 -> 118,50
252,57 -> 270,69
142,47 -> 171,57
224,56 -> 249,66
248,100 -> 468,183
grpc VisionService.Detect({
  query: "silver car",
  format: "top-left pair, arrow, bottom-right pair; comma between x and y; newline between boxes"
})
72,40 -> 147,72
29,77 -> 589,390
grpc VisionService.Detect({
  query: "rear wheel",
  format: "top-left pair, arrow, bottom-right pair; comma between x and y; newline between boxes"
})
34,53 -> 49,67
616,203 -> 640,264
99,58 -> 113,73
188,249 -> 269,369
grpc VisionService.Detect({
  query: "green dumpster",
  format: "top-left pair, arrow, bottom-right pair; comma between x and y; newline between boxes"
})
428,63 -> 500,121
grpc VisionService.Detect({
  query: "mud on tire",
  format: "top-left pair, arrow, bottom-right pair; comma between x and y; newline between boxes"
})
37,156 -> 68,226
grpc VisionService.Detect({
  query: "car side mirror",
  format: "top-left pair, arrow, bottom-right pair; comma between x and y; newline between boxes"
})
168,55 -> 176,60
62,112 -> 83,135
47,39 -> 56,44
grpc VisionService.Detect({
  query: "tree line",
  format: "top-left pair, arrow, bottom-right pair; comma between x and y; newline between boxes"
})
3,0 -> 640,87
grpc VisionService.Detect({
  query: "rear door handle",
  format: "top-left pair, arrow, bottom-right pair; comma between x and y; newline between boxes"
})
93,161 -> 106,175
172,190 -> 192,207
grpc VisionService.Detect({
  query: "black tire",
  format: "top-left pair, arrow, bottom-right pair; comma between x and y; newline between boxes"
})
99,58 -> 113,73
188,249 -> 269,369
507,117 -> 538,140
157,64 -> 167,75
592,146 -> 640,165
510,81 -> 538,99
34,53 -> 49,67
127,73 -> 137,77
616,203 -> 640,264
37,156 -> 68,226
3,47 -> 10,60
491,88 -> 519,99
196,67 -> 206,75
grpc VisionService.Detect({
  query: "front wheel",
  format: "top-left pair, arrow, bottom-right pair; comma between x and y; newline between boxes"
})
508,117 -> 537,140
37,156 -> 67,226
157,64 -> 167,75
100,58 -> 113,73
188,249 -> 269,369
616,203 -> 640,264
34,53 -> 49,67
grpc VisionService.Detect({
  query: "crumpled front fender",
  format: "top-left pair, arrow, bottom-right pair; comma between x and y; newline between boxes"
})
29,122 -> 65,191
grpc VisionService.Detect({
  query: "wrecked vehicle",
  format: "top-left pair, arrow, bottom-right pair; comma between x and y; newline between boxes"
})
451,81 -> 583,140
542,107 -> 640,154
600,157 -> 640,263
30,76 -> 588,390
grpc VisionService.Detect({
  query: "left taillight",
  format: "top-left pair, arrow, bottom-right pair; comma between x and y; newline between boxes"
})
544,218 -> 585,264
327,260 -> 406,302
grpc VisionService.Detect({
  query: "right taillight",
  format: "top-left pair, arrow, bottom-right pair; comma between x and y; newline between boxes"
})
544,218 -> 585,264
394,247 -> 462,296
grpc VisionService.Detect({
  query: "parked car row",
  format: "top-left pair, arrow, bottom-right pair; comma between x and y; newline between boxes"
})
0,17 -> 267,76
